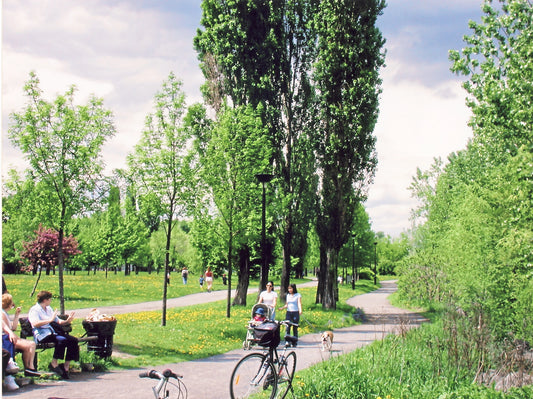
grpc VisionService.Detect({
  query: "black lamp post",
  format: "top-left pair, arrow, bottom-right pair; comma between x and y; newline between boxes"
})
373,241 -> 378,285
351,233 -> 356,290
256,173 -> 274,292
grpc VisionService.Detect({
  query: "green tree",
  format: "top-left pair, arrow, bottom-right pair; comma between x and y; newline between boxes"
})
120,189 -> 151,274
71,213 -> 103,275
92,186 -> 122,277
449,0 -> 532,163
374,234 -> 410,276
338,204 -> 375,285
189,103 -> 271,316
149,222 -> 199,276
313,0 -> 385,309
8,71 -> 115,313
2,170 -> 40,272
401,0 -> 532,352
194,0 -> 320,299
127,72 -> 195,326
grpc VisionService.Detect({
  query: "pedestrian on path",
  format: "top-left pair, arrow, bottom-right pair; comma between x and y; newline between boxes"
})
181,267 -> 188,285
205,267 -> 213,292
258,281 -> 278,320
278,283 -> 302,345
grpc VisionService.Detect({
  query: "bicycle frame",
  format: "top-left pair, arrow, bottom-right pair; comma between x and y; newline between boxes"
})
231,320 -> 298,399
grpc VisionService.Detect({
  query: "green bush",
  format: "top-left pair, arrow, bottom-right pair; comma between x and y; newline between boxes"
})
357,267 -> 374,281
292,315 -> 533,398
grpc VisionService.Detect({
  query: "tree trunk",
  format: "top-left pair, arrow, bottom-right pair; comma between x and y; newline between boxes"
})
323,247 -> 338,310
226,230 -> 234,317
161,215 -> 173,326
279,219 -> 292,305
315,244 -> 327,304
30,268 -> 43,297
233,246 -> 250,306
315,243 -> 338,310
57,208 -> 66,315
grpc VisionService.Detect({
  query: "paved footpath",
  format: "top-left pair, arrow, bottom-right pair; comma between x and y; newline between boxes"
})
5,280 -> 426,398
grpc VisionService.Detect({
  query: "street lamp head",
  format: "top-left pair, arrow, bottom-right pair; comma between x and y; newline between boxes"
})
255,173 -> 274,183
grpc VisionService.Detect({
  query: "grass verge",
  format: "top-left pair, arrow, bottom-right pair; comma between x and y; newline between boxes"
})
292,312 -> 533,398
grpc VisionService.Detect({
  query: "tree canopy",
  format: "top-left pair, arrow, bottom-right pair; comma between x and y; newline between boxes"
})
127,72 -> 195,326
401,0 -> 532,345
8,71 -> 115,313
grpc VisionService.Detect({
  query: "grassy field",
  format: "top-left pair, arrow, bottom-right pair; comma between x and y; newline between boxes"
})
5,271 -> 211,310
4,271 -> 375,370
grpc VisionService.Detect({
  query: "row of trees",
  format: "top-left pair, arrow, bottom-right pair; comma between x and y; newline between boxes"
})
400,0 -> 532,356
3,0 -> 389,322
193,0 -> 386,312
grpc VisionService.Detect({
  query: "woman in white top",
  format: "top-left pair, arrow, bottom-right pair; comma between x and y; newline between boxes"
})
278,284 -> 302,345
2,293 -> 40,376
258,281 -> 277,320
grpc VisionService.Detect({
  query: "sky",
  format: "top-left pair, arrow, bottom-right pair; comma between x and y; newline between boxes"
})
1,0 -> 484,237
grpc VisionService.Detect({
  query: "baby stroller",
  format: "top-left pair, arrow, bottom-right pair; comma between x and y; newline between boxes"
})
242,303 -> 273,350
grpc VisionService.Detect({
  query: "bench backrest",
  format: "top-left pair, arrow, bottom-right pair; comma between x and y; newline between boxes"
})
18,317 -> 34,339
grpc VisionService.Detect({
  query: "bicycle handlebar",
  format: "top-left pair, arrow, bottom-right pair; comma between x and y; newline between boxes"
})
163,368 -> 182,379
279,319 -> 298,327
139,370 -> 162,379
139,369 -> 182,380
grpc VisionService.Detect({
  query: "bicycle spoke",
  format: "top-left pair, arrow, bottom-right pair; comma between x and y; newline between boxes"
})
230,353 -> 277,399
275,351 -> 296,399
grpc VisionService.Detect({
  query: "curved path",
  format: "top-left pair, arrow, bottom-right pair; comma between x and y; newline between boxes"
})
6,280 -> 426,398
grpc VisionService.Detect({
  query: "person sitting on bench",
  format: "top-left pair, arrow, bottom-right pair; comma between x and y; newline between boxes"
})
28,291 -> 78,379
2,293 -> 40,377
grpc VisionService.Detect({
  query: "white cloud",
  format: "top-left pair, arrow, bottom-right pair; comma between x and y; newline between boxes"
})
2,0 -> 203,175
2,0 -> 479,237
366,62 -> 472,236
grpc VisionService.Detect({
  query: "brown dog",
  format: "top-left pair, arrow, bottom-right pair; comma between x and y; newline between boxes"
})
320,331 -> 334,351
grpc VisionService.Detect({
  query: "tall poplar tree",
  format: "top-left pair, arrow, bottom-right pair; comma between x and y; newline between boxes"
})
195,0 -> 320,297
313,0 -> 386,309
8,72 -> 115,313
127,72 -> 194,326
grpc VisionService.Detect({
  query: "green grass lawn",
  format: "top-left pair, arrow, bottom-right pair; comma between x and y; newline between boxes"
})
5,271 -> 213,310
4,271 -> 376,370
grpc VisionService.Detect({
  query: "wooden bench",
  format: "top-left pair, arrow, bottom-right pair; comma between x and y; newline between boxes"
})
18,317 -> 97,369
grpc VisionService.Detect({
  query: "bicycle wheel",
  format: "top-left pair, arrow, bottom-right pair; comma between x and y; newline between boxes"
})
230,352 -> 277,399
275,351 -> 296,399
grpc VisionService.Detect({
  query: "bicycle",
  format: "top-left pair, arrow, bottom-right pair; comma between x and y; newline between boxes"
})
230,320 -> 298,399
139,368 -> 188,399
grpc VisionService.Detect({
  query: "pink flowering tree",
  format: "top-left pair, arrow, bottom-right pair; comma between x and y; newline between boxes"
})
21,225 -> 81,295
